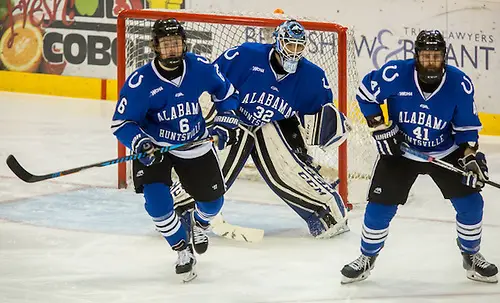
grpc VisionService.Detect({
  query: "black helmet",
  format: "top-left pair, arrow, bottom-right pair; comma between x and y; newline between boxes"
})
151,18 -> 187,68
414,30 -> 446,84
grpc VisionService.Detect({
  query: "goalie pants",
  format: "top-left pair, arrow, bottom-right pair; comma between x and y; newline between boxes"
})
173,119 -> 348,237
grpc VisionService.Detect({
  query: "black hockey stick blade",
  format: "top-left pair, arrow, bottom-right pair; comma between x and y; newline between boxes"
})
6,155 -> 45,183
6,137 -> 214,184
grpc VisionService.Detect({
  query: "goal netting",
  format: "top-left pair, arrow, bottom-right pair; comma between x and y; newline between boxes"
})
116,9 -> 377,206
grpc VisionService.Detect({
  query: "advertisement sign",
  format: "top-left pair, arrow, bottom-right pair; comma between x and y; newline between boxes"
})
188,0 -> 499,114
0,0 -> 184,78
0,0 -> 498,114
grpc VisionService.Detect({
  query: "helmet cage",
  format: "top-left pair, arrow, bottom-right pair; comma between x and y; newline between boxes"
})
273,20 -> 307,73
151,18 -> 187,68
414,30 -> 446,84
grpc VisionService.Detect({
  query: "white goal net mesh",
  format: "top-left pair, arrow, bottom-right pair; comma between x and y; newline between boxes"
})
121,10 -> 377,204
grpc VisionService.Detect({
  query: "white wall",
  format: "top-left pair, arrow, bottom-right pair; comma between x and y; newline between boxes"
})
187,0 -> 499,113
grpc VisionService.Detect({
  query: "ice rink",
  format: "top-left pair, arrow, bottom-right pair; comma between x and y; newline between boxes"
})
0,91 -> 499,303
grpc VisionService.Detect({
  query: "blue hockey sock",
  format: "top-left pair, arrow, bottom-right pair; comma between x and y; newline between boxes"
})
194,196 -> 224,226
451,193 -> 484,254
361,202 -> 398,256
144,183 -> 188,251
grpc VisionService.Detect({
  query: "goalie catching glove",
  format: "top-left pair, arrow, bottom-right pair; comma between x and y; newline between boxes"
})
132,135 -> 164,166
300,103 -> 351,148
210,110 -> 240,150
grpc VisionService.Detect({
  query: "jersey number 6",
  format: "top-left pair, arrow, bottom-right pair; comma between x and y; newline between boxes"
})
179,118 -> 190,133
117,97 -> 127,114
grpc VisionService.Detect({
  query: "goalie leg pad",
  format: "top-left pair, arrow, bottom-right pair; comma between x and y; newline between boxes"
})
252,122 -> 348,238
300,103 -> 351,148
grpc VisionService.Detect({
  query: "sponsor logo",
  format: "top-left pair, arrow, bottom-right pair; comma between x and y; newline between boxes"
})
398,91 -> 413,96
252,66 -> 265,73
150,86 -> 164,97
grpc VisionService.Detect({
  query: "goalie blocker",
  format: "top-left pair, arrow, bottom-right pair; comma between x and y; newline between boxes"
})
173,104 -> 350,238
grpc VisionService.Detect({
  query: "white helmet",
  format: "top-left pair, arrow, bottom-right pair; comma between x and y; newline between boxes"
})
273,20 -> 307,73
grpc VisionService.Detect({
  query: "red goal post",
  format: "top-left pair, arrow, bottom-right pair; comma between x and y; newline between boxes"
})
116,9 -> 374,207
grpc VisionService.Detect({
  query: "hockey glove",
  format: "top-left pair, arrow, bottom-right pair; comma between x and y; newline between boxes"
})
458,152 -> 488,189
210,110 -> 240,150
133,136 -> 164,167
371,120 -> 403,156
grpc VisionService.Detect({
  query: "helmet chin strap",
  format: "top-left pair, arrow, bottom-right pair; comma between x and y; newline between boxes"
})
417,67 -> 444,85
158,57 -> 182,70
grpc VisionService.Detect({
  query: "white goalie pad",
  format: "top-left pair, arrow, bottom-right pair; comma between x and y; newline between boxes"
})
300,103 -> 351,148
254,122 -> 348,236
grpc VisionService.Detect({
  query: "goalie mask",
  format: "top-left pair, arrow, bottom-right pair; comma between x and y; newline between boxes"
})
414,30 -> 446,84
273,20 -> 307,73
151,18 -> 187,69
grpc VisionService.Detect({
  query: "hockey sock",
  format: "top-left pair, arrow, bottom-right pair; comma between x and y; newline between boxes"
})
195,196 -> 224,226
361,202 -> 398,256
144,183 -> 188,250
451,193 -> 484,254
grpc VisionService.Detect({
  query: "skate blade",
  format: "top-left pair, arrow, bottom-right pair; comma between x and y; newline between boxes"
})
466,270 -> 498,283
340,271 -> 371,284
180,268 -> 197,283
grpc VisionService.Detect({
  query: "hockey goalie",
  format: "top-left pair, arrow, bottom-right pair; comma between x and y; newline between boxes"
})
172,19 -> 351,242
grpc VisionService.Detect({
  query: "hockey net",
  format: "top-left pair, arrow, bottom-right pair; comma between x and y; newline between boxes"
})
116,9 -> 377,206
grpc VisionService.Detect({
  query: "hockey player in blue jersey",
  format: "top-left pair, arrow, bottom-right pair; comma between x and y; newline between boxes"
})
111,18 -> 240,282
172,20 -> 350,239
340,30 -> 497,284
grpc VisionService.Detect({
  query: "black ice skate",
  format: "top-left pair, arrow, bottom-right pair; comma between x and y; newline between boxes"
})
175,244 -> 197,282
340,254 -> 378,284
191,212 -> 210,254
462,251 -> 498,283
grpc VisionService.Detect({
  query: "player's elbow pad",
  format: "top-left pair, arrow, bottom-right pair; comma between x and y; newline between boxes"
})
300,103 -> 351,148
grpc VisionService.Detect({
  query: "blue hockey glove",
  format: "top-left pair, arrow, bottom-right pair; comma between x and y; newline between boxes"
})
459,152 -> 488,188
371,120 -> 403,156
132,136 -> 164,167
210,110 -> 240,150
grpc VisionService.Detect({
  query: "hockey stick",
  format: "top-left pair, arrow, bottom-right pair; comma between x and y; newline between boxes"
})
400,143 -> 500,189
6,137 -> 214,183
210,213 -> 265,243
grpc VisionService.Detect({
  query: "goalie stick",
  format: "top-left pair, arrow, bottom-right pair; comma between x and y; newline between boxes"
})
210,213 -> 265,243
400,143 -> 500,189
6,137 -> 213,183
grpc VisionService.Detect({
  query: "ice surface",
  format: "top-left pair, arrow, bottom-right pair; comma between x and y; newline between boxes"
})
1,92 -> 499,303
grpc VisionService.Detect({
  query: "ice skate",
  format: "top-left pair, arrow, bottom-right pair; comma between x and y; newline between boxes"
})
462,251 -> 498,283
175,244 -> 197,282
191,212 -> 210,254
340,254 -> 378,284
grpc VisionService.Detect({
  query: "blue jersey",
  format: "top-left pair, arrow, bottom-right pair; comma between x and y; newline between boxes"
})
356,59 -> 482,161
214,43 -> 333,126
111,53 -> 238,149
